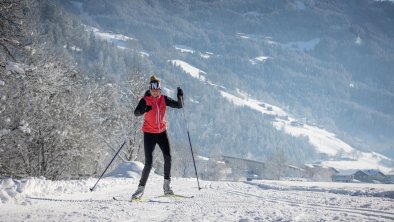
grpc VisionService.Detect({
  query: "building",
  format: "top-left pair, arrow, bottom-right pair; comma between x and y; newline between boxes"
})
332,170 -> 357,183
332,174 -> 354,183
221,155 -> 265,180
332,169 -> 391,183
354,170 -> 386,183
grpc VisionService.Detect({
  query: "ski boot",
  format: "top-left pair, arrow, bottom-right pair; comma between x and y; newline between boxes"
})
131,185 -> 145,200
163,179 -> 174,195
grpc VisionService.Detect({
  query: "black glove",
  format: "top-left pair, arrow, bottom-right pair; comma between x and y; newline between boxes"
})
145,105 -> 152,113
177,87 -> 183,97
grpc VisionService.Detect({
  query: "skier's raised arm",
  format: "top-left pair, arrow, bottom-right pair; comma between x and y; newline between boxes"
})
164,87 -> 183,109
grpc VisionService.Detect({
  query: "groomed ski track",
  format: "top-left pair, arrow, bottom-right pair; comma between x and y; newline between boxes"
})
1,177 -> 393,221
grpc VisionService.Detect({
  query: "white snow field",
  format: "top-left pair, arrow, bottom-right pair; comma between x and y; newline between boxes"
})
1,162 -> 394,222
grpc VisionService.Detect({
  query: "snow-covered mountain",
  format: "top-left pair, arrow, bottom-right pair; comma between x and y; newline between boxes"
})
59,0 -> 394,166
52,1 -> 394,173
168,56 -> 394,173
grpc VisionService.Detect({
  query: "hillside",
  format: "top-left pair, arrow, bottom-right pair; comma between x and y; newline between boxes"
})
1,0 -> 394,179
61,1 -> 394,167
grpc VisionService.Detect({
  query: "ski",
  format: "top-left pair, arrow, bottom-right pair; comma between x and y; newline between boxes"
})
155,194 -> 194,199
112,196 -> 144,202
112,193 -> 194,202
112,196 -> 170,203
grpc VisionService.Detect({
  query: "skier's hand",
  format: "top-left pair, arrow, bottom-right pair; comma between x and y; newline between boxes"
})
145,105 -> 152,113
177,87 -> 183,97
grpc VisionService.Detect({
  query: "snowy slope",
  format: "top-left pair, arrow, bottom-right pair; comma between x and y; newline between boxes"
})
1,162 -> 393,221
169,59 -> 394,173
82,25 -> 151,57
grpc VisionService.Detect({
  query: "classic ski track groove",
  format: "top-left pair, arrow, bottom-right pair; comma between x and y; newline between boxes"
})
163,182 -> 253,221
225,182 -> 394,221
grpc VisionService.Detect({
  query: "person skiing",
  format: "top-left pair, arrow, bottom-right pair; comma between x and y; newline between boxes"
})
132,75 -> 183,199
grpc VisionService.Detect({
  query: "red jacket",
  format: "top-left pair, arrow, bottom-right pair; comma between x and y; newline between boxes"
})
142,95 -> 167,133
134,91 -> 182,134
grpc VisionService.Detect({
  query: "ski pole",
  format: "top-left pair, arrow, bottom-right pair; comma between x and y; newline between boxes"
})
90,140 -> 126,192
179,92 -> 201,190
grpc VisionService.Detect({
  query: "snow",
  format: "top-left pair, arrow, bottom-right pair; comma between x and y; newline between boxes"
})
220,90 -> 288,117
166,54 -> 392,173
255,56 -> 271,62
321,152 -> 393,173
237,33 -> 250,39
83,25 -> 135,49
174,45 -> 195,54
356,35 -> 363,45
219,89 -> 394,173
250,56 -> 271,64
64,45 -> 82,52
169,60 -> 207,81
139,51 -> 150,57
104,162 -> 143,179
93,30 -> 134,42
264,36 -> 277,45
167,58 -> 393,174
70,46 -> 82,52
199,52 -> 211,59
273,119 -> 354,155
1,162 -> 393,221
196,156 -> 209,161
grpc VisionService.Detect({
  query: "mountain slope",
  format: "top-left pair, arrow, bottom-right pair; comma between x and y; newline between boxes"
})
58,0 -> 394,169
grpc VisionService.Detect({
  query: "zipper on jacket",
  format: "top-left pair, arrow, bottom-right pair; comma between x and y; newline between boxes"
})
155,98 -> 161,132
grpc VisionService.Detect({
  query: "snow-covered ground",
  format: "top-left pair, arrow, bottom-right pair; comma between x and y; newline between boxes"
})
82,25 -> 140,52
1,162 -> 393,221
169,60 -> 207,82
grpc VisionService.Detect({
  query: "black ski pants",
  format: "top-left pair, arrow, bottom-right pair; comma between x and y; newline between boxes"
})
139,131 -> 172,186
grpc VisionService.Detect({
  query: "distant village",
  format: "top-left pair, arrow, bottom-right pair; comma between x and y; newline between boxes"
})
194,156 -> 394,184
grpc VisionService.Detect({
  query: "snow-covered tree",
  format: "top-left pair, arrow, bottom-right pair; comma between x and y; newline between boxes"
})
0,0 -> 148,179
265,146 -> 289,180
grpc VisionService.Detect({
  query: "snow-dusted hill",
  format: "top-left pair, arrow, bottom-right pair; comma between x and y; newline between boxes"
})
1,162 -> 393,221
169,58 -> 394,174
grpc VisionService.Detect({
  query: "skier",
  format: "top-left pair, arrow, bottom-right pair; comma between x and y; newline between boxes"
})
132,75 -> 183,199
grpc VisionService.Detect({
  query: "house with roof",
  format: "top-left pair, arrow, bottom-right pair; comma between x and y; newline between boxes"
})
332,169 -> 388,183
354,169 -> 385,183
221,155 -> 265,180
332,173 -> 355,183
